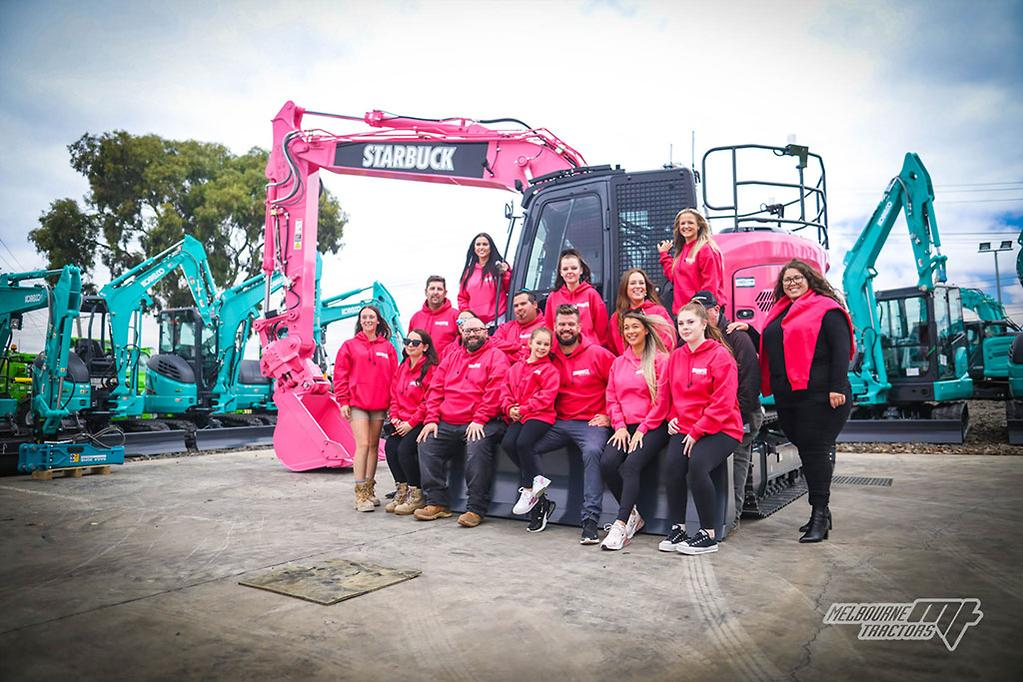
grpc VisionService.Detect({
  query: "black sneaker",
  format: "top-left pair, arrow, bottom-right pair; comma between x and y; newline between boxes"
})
677,529 -> 718,555
658,524 -> 688,552
580,518 -> 600,545
526,497 -> 556,533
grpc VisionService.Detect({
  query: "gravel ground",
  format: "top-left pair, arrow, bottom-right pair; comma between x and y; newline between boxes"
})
838,400 -> 1021,455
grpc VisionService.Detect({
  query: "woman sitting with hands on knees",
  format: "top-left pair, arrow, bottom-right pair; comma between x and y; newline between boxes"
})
644,301 -> 743,555
599,312 -> 670,550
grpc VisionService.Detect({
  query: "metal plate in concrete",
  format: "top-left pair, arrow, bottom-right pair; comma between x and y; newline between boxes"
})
239,559 -> 421,605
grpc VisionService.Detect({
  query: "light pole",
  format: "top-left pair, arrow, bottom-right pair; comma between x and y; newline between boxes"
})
978,240 -> 1014,305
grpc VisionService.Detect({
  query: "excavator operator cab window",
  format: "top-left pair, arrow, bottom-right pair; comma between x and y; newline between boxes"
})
521,194 -> 604,301
878,295 -> 931,380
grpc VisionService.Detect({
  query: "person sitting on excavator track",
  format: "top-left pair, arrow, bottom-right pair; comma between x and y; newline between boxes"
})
415,315 -> 510,527
492,289 -> 546,362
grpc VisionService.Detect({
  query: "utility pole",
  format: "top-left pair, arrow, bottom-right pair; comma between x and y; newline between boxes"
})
978,240 -> 1014,305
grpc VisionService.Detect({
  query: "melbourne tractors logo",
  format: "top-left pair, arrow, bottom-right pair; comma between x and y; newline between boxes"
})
824,599 -> 983,652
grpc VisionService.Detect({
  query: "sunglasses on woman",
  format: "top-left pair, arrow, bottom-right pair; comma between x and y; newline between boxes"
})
403,338 -> 424,347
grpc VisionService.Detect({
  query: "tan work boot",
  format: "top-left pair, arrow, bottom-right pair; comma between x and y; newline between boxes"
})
457,511 -> 483,528
368,479 -> 381,507
355,482 -> 375,512
413,504 -> 452,521
394,486 -> 425,515
385,483 -> 409,513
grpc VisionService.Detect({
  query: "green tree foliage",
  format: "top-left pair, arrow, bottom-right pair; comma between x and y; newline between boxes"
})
31,131 -> 347,307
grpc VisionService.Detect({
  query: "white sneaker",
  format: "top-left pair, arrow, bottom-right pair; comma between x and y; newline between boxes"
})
624,506 -> 644,539
532,475 -> 552,496
512,487 -> 539,515
601,522 -> 629,551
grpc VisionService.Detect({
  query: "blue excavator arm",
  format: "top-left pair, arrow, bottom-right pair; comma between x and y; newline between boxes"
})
0,269 -> 65,353
318,281 -> 406,357
842,153 -> 947,406
98,235 -> 218,417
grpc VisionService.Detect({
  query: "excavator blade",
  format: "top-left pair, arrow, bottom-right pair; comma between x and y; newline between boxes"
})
272,390 -> 356,471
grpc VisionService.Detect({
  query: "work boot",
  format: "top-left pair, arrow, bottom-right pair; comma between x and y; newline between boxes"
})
799,508 -> 833,533
457,511 -> 483,528
355,482 -> 375,512
394,486 -> 425,515
385,483 -> 409,513
413,504 -> 452,521
367,479 -> 381,507
799,506 -> 831,543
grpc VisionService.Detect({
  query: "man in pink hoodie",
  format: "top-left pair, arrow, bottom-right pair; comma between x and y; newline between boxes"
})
492,290 -> 546,361
533,303 -> 615,544
408,276 -> 460,354
414,316 -> 510,527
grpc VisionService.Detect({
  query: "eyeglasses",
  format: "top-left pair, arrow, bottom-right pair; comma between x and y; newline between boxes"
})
783,275 -> 806,285
462,327 -> 488,335
404,339 -> 423,347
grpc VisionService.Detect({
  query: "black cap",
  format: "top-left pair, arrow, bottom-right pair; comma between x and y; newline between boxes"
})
691,290 -> 719,307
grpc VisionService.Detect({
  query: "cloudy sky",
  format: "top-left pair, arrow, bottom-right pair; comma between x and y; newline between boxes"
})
1,0 -> 1021,354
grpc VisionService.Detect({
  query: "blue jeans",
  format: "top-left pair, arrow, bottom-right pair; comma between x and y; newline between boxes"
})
534,419 -> 611,523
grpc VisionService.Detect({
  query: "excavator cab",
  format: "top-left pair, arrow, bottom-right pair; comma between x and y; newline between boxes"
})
145,307 -> 215,415
875,285 -> 971,403
74,296 -> 120,413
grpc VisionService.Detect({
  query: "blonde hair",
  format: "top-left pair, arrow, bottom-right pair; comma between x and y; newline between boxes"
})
672,208 -> 719,265
622,311 -> 667,402
678,301 -> 732,356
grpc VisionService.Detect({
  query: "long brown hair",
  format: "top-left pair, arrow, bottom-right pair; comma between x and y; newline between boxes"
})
552,249 -> 593,289
772,259 -> 844,305
615,268 -> 663,315
621,311 -> 667,401
354,305 -> 391,340
672,208 -> 719,265
678,301 -> 732,356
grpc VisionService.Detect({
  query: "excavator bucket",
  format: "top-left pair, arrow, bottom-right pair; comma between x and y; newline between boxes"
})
273,390 -> 356,471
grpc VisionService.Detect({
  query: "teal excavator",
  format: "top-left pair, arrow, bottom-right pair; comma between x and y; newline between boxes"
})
841,153 -> 974,443
960,287 -> 1020,399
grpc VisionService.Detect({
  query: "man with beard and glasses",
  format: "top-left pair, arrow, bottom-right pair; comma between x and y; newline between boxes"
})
415,316 -> 510,527
532,304 -> 615,544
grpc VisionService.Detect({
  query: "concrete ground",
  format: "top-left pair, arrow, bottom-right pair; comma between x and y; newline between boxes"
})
0,450 -> 1021,682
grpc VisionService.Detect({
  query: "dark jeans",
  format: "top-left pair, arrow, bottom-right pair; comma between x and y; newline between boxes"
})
600,423 -> 669,523
501,419 -> 553,487
418,420 -> 506,516
534,419 -> 611,523
665,431 -> 741,531
776,398 -> 852,508
731,411 -> 764,526
384,425 -> 424,487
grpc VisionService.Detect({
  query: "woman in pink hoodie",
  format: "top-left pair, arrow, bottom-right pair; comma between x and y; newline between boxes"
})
543,249 -> 610,347
608,268 -> 676,354
599,311 -> 670,551
657,208 -> 725,315
333,305 -> 399,512
457,232 -> 511,325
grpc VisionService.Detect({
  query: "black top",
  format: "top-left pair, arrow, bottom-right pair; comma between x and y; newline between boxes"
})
763,307 -> 852,406
720,316 -> 762,418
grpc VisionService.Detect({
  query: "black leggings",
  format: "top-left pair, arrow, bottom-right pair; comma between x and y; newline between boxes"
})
384,425 -> 424,487
600,423 -> 669,523
665,431 -> 741,531
776,399 -> 851,507
501,419 -> 553,487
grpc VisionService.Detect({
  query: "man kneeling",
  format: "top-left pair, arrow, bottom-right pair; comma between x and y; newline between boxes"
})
415,316 -> 510,527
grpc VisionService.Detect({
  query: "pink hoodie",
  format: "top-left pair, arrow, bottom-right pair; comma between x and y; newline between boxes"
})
544,281 -> 610,347
424,339 -> 510,425
458,263 -> 511,324
500,355 -> 560,424
333,332 -> 399,411
606,348 -> 669,431
492,315 -> 546,362
609,300 -> 677,354
660,241 -> 726,314
408,299 -> 460,354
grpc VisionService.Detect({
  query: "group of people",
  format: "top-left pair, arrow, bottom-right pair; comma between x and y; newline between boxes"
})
332,209 -> 854,555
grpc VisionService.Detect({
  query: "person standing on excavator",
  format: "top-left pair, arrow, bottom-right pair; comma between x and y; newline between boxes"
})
334,305 -> 400,512
492,290 -> 546,361
658,209 -> 726,315
543,249 -> 611,348
409,275 -> 460,355
457,233 -> 511,326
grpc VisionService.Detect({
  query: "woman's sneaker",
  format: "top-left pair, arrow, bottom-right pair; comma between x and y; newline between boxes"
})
677,529 -> 718,555
526,497 -> 556,533
658,524 -> 689,552
601,522 -> 629,550
624,507 -> 644,539
513,487 -> 540,515
532,475 -> 552,497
